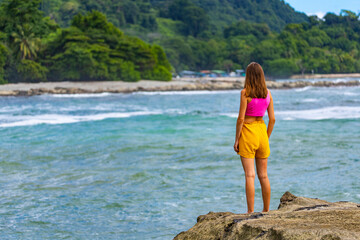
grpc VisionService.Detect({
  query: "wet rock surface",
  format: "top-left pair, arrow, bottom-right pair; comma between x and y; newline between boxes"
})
173,191 -> 360,240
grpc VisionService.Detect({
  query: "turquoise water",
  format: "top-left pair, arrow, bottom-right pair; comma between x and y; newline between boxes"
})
0,86 -> 359,239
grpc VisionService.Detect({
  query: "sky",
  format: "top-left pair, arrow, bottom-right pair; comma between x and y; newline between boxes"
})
285,0 -> 360,19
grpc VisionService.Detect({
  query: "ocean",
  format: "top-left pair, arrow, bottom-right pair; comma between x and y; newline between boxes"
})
0,84 -> 359,239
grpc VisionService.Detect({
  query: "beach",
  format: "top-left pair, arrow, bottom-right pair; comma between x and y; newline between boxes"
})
1,73 -> 360,96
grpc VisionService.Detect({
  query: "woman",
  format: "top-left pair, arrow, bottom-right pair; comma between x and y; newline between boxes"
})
233,62 -> 275,214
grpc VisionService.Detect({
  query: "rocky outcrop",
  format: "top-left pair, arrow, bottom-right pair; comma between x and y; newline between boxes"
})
173,192 -> 360,240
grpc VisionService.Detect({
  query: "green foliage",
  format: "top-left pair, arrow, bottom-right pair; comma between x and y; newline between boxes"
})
160,37 -> 194,71
151,4 -> 360,76
224,21 -> 271,41
142,65 -> 171,81
224,38 -> 252,69
40,0 -> 158,31
16,59 -> 48,82
0,42 -> 8,84
188,38 -> 222,70
11,24 -> 41,60
164,0 -> 209,36
9,0 -> 309,35
156,18 -> 183,38
0,0 -> 58,38
141,44 -> 172,81
41,11 -> 171,81
0,0 -> 172,83
113,60 -> 141,82
0,0 -> 58,66
189,0 -> 308,32
0,0 -> 58,83
0,0 -> 360,83
264,58 -> 299,77
252,39 -> 284,64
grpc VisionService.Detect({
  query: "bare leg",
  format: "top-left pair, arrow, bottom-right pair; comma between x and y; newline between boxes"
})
255,157 -> 271,212
240,156 -> 255,213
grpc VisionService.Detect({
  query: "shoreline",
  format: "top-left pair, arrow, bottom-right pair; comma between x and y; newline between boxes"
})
0,76 -> 360,96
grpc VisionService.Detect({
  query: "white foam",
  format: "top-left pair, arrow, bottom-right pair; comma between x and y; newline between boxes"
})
301,98 -> 319,103
0,114 -> 11,120
294,86 -> 313,92
283,117 -> 295,120
0,105 -> 32,113
221,106 -> 360,120
332,78 -> 360,83
220,113 -> 238,118
134,90 -> 239,95
277,78 -> 360,84
45,92 -> 114,98
277,106 -> 360,120
343,92 -> 359,96
0,111 -> 162,128
0,104 -> 147,113
333,78 -> 346,83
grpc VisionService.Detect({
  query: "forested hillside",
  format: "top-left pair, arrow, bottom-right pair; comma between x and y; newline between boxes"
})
0,0 -> 359,83
157,0 -> 308,32
14,0 -> 308,32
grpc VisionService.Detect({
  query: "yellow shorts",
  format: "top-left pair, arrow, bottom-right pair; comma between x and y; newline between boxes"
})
237,120 -> 270,159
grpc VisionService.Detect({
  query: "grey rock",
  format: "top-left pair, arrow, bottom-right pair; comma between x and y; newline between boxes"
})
174,192 -> 360,240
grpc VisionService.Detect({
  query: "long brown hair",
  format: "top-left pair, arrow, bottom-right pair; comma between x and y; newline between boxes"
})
244,62 -> 267,98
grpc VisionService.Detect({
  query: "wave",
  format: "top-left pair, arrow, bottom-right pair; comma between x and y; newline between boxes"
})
0,111 -> 162,128
44,92 -> 114,98
301,98 -> 319,103
220,113 -> 238,118
294,86 -> 313,92
134,90 -> 239,95
332,78 -> 360,83
0,104 -> 150,113
277,78 -> 360,84
343,92 -> 359,96
0,105 -> 33,113
221,106 -> 360,120
277,106 -> 360,120
3,104 -> 360,127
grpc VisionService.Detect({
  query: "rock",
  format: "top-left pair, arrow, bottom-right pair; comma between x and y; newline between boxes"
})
173,192 -> 360,240
17,90 -> 29,96
0,90 -> 17,96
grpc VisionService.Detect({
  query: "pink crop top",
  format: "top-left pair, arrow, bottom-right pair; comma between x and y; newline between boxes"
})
245,89 -> 270,117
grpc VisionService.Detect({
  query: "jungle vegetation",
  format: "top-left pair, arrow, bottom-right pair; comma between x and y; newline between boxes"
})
0,0 -> 172,83
0,0 -> 359,83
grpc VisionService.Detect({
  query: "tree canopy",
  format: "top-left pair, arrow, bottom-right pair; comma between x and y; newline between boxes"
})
0,0 -> 172,83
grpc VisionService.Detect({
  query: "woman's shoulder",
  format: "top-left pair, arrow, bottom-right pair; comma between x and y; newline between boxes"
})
241,89 -> 246,96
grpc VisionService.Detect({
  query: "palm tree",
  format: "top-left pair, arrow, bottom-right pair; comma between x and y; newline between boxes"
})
11,24 -> 41,60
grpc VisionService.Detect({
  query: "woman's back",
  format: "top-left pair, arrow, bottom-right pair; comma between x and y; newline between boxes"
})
245,89 -> 270,117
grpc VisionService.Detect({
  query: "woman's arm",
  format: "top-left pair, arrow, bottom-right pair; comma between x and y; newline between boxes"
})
234,89 -> 247,152
266,90 -> 275,138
